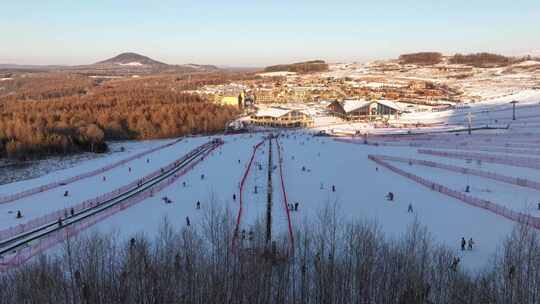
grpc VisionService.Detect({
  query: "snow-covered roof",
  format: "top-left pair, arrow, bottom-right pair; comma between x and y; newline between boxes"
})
342,100 -> 371,113
513,60 -> 540,67
254,107 -> 293,118
377,100 -> 404,112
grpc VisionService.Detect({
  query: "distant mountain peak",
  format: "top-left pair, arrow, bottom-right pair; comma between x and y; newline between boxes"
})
96,52 -> 167,66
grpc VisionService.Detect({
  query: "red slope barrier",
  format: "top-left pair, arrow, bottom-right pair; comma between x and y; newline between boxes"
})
232,139 -> 266,251
274,137 -> 294,253
368,155 -> 540,230
418,149 -> 540,170
371,154 -> 540,191
0,138 -> 184,204
0,141 -> 222,271
0,140 -> 216,242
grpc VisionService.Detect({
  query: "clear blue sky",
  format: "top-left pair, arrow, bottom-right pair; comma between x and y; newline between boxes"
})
1,0 -> 539,66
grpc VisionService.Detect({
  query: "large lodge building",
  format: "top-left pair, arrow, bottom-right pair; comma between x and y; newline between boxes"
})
327,100 -> 403,121
250,107 -> 314,128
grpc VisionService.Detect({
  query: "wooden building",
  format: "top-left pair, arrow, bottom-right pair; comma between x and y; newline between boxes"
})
327,100 -> 402,121
250,107 -> 314,128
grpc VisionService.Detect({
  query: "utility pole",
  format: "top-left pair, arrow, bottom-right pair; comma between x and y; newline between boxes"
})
466,112 -> 474,135
510,100 -> 518,121
266,135 -> 273,244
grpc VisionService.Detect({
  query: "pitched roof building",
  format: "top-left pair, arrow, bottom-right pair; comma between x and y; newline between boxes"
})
327,100 -> 403,121
249,107 -> 314,128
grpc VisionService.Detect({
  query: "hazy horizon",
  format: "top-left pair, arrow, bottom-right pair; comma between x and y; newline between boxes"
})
1,0 -> 539,67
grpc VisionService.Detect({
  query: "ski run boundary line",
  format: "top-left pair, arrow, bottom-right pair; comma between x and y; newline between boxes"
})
371,155 -> 540,191
0,140 -> 222,271
0,138 -> 184,204
0,140 -> 203,242
232,139 -> 266,252
274,136 -> 295,254
368,155 -> 540,231
418,149 -> 540,170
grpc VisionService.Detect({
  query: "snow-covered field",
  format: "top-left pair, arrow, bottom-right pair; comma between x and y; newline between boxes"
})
2,91 -> 540,271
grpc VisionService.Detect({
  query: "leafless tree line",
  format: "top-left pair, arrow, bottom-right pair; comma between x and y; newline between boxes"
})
0,201 -> 539,303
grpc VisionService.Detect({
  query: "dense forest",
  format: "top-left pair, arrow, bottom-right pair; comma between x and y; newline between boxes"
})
264,60 -> 329,73
398,52 -> 443,65
0,73 -> 243,159
449,52 -> 513,67
1,205 -> 538,303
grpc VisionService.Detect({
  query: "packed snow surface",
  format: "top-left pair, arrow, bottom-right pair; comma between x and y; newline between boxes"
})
2,90 -> 540,271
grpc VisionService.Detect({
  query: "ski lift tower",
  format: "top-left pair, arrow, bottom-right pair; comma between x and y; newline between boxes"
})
510,100 -> 518,121
466,112 -> 474,135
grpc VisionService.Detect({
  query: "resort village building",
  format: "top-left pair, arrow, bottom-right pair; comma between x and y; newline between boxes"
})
250,107 -> 314,128
327,99 -> 403,121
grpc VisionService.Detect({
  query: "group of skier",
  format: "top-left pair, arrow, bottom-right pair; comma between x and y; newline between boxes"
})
288,202 -> 300,212
240,229 -> 254,241
461,237 -> 475,251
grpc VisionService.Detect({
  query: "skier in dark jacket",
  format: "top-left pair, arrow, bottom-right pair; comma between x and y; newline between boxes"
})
461,237 -> 466,251
186,216 -> 190,226
16,210 -> 22,219
468,238 -> 474,250
450,257 -> 460,271
407,204 -> 413,213
196,201 -> 201,209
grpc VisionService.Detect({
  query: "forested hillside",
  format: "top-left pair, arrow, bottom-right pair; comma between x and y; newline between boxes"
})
0,73 -> 243,159
264,60 -> 329,73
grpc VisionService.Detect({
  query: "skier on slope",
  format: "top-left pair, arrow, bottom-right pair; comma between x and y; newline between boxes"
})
508,265 -> 516,279
468,238 -> 474,250
196,201 -> 201,209
461,237 -> 466,251
233,194 -> 236,201
408,204 -> 413,213
185,216 -> 190,226
332,185 -> 336,192
16,210 -> 22,219
450,257 -> 460,272
294,202 -> 299,211
64,190 -> 69,197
